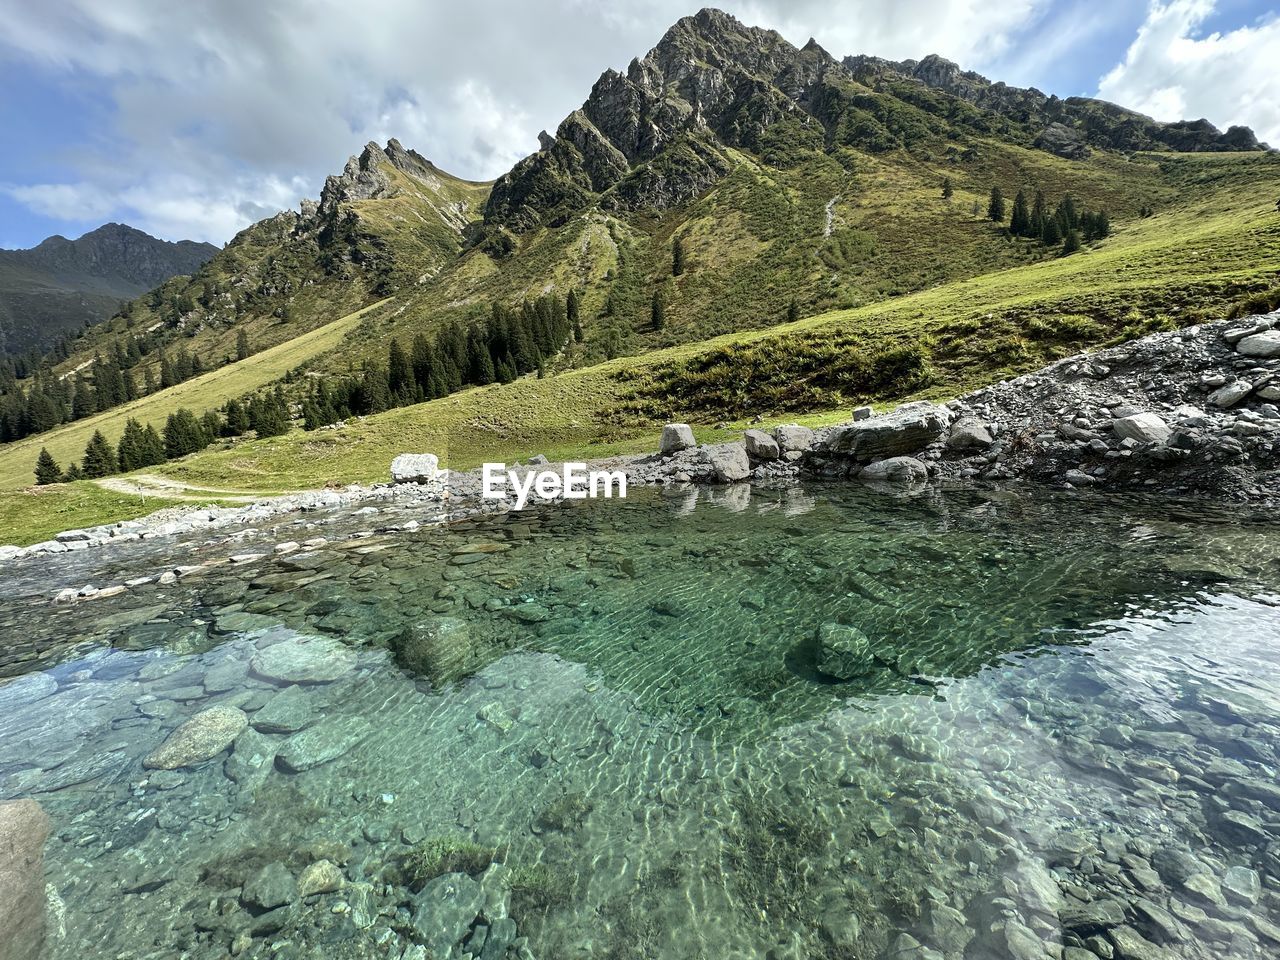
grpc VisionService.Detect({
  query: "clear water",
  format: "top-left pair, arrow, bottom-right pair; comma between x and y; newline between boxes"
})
2,483 -> 1280,960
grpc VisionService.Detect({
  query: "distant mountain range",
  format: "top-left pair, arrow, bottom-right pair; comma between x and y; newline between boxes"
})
0,223 -> 218,357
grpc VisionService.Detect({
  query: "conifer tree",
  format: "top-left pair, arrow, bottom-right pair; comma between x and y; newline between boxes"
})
1041,215 -> 1061,245
164,409 -> 207,459
34,448 -> 61,485
942,177 -> 953,200
224,398 -> 250,435
987,186 -> 1005,222
787,299 -> 799,323
140,424 -> 166,465
1010,190 -> 1030,236
651,291 -> 665,331
81,430 -> 117,478
672,236 -> 685,276
236,329 -> 251,361
567,289 -> 583,342
117,418 -> 148,471
1062,229 -> 1081,254
387,339 -> 412,397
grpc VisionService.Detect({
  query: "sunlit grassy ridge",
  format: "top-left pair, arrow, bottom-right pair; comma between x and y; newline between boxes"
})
0,300 -> 391,491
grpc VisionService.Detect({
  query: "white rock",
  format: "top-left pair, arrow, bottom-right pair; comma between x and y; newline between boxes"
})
772,424 -> 814,452
1111,413 -> 1172,444
1236,330 -> 1280,357
659,424 -> 696,454
742,429 -> 780,460
391,454 -> 445,483
1209,380 -> 1253,408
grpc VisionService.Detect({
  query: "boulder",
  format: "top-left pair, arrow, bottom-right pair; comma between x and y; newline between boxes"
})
859,457 -> 929,484
772,424 -> 814,452
823,403 -> 950,462
659,424 -> 696,454
391,453 -> 446,484
946,417 -> 993,450
143,706 -> 248,770
1208,380 -> 1253,408
1111,413 -> 1172,445
852,405 -> 874,421
1236,330 -> 1280,358
815,624 -> 874,680
700,443 -> 751,483
0,799 -> 51,960
742,429 -> 780,460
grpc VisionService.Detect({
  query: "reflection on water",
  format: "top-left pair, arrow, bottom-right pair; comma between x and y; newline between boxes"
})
2,483 -> 1280,959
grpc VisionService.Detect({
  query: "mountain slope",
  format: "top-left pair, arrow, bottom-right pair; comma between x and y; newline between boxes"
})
0,224 -> 218,356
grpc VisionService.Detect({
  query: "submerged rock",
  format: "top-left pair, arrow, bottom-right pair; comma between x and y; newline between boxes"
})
297,859 -> 343,897
242,861 -> 297,910
250,635 -> 357,685
411,872 -> 486,957
143,706 -> 248,770
251,685 -> 315,734
815,624 -> 874,680
391,617 -> 482,685
276,721 -> 369,773
0,799 -> 51,960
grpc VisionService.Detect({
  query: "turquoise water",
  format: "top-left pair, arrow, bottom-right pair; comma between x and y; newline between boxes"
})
2,482 -> 1279,959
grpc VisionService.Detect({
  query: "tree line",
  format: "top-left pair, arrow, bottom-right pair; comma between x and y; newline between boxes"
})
299,293 -> 576,430
986,186 -> 1110,252
2,329 -> 255,445
33,388 -> 289,485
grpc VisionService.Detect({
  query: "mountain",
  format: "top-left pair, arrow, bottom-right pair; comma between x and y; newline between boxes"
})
843,52 -> 1265,158
0,223 -> 218,357
2,7 -> 1275,485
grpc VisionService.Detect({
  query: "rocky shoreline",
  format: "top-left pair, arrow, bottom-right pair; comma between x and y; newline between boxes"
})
4,311 -> 1277,572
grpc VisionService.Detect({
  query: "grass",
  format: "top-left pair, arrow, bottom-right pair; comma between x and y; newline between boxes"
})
0,299 -> 390,492
0,483 -> 191,547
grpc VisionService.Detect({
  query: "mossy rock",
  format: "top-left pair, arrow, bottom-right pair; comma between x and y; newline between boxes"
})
389,616 -> 481,686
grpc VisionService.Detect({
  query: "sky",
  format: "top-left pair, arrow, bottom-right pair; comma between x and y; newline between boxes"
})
0,0 -> 1276,250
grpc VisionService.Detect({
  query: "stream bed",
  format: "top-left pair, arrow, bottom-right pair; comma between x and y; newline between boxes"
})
2,482 -> 1279,959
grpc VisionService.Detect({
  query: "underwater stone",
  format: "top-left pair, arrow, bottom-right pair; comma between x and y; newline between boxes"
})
250,635 -> 357,685
391,617 -> 481,685
0,799 -> 51,960
276,721 -> 369,773
411,872 -> 486,957
252,684 -> 315,734
242,861 -> 297,910
143,706 -> 248,770
297,859 -> 343,897
815,624 -> 874,680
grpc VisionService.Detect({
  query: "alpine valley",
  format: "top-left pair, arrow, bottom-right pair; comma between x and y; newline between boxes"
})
0,7 -> 1277,538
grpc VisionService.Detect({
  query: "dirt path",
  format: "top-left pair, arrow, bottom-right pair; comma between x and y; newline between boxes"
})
94,474 -> 284,503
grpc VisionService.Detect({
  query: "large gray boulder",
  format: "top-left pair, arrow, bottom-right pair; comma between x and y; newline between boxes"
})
0,799 -> 51,960
1236,330 -> 1280,358
1111,413 -> 1171,445
772,424 -> 814,453
1209,380 -> 1253,408
822,403 -> 950,462
946,417 -> 993,451
700,443 -> 751,483
859,457 -> 929,484
391,453 -> 445,483
411,872 -> 487,957
742,429 -> 780,460
659,423 -> 696,454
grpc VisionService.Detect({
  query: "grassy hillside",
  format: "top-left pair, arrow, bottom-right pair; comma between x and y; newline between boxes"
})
0,299 -> 391,490
2,148 -> 1271,548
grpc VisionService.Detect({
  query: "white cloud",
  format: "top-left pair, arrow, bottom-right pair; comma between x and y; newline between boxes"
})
1098,0 -> 1280,146
8,0 -> 1263,245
